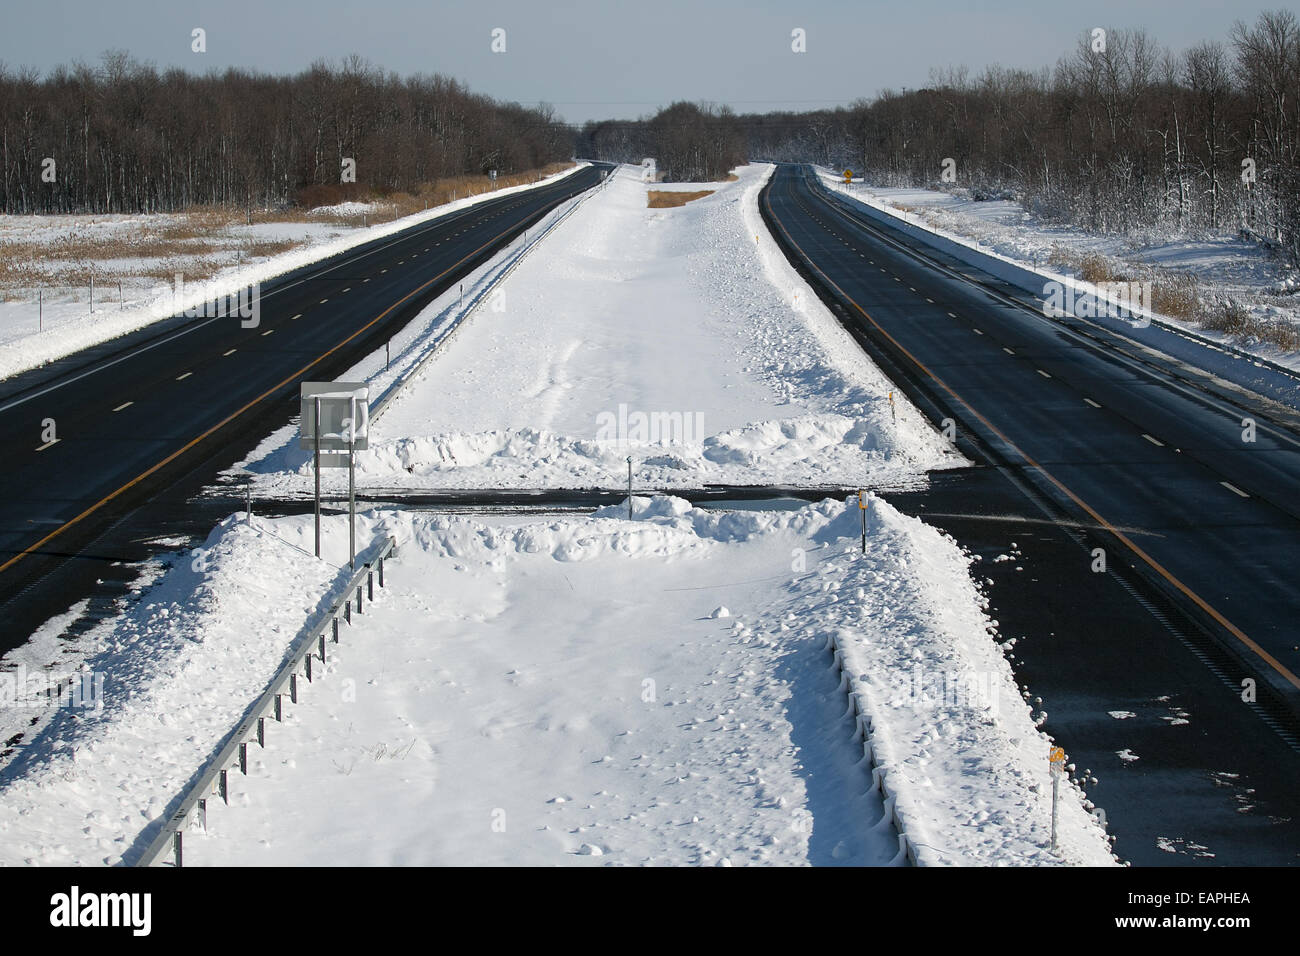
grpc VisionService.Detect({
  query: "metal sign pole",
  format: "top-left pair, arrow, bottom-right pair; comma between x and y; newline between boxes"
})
314,397 -> 321,558
348,395 -> 356,570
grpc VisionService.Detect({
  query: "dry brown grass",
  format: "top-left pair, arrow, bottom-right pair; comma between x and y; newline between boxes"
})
1045,245 -> 1300,350
647,190 -> 714,208
263,162 -> 578,225
0,162 -> 576,290
1150,274 -> 1200,319
1077,253 -> 1119,285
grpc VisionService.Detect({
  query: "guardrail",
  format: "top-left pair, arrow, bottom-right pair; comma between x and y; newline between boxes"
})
135,535 -> 397,868
825,630 -> 922,866
369,165 -> 616,423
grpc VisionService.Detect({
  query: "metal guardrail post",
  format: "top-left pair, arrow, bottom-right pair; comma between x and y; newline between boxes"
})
135,536 -> 396,867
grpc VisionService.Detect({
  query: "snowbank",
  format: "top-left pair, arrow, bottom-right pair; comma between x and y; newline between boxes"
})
0,496 -> 1113,865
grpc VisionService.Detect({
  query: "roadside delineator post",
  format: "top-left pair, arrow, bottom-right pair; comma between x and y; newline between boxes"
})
858,491 -> 868,554
1050,745 -> 1066,854
627,457 -> 633,520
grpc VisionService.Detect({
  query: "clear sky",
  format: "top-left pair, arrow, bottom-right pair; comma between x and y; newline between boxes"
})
1,0 -> 1292,124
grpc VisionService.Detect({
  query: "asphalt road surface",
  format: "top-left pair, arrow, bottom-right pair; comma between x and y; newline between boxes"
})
0,164 -> 611,652
763,164 -> 1300,864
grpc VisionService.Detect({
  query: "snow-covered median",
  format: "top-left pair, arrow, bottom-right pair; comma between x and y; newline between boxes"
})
0,497 -> 1114,865
237,163 -> 962,495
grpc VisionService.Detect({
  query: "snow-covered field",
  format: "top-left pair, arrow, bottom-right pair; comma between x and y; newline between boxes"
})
0,162 -> 1115,866
0,164 -> 586,381
820,170 -> 1300,372
237,164 -> 961,496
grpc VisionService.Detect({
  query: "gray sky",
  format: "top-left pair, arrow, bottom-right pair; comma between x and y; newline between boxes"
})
2,0 -> 1292,124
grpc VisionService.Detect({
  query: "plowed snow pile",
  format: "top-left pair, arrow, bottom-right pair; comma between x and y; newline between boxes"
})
239,164 -> 961,494
0,499 -> 1113,865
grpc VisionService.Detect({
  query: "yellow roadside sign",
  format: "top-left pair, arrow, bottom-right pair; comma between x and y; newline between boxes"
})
844,170 -> 854,183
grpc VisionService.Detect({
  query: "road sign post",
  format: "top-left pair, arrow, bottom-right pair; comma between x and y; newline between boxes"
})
300,382 -> 369,567
313,397 -> 321,557
349,394 -> 356,569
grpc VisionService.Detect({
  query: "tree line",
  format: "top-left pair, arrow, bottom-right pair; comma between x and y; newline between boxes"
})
582,11 -> 1300,265
0,53 -> 573,214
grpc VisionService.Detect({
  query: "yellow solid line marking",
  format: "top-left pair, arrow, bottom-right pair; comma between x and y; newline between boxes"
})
767,177 -> 1300,691
113,402 -> 133,411
1,214 -> 535,582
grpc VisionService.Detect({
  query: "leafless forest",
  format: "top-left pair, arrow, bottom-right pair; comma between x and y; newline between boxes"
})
0,53 -> 572,215
581,12 -> 1300,265
1,12 -> 1297,266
